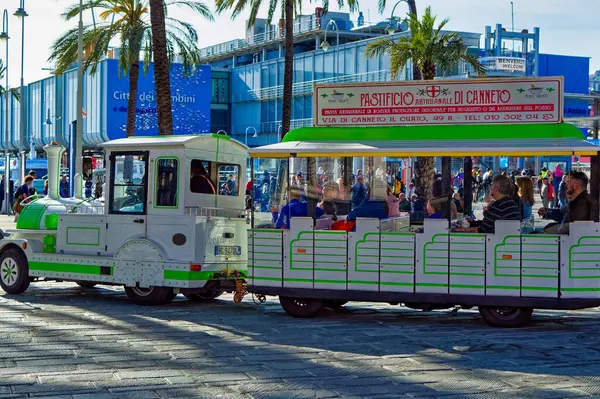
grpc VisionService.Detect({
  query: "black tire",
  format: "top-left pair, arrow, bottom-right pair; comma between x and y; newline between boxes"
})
479,306 -> 533,328
184,289 -> 225,302
279,296 -> 324,318
0,248 -> 30,294
124,286 -> 176,306
324,300 -> 348,309
76,281 -> 98,288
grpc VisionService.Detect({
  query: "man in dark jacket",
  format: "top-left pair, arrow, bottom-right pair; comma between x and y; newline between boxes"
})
539,171 -> 592,234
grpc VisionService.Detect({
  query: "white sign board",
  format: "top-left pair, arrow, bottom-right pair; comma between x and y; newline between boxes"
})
480,57 -> 527,73
314,77 -> 563,127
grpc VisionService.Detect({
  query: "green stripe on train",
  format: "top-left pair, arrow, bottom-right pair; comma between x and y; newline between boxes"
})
29,261 -> 110,275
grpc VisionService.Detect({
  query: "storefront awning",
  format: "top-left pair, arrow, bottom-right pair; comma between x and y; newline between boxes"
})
249,123 -> 599,158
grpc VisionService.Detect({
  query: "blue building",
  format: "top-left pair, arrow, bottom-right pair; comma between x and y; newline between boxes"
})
0,58 -> 214,154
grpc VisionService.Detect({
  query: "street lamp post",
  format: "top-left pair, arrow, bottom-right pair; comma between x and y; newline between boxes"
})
0,9 -> 10,215
74,0 -> 84,198
320,19 -> 339,80
245,126 -> 258,146
387,0 -> 409,35
14,0 -> 28,184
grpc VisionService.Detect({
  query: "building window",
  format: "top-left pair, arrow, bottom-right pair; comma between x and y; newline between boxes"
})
211,77 -> 230,104
155,158 -> 179,208
217,164 -> 240,196
109,152 -> 148,214
190,159 -> 216,194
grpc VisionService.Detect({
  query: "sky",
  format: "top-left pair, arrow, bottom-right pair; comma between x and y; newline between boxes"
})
0,0 -> 599,87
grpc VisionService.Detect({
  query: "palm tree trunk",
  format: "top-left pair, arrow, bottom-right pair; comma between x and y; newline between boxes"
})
414,157 -> 434,201
406,0 -> 422,81
125,44 -> 142,138
280,0 -> 294,140
149,0 -> 173,136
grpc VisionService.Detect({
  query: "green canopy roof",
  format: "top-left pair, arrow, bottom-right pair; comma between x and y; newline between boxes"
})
282,123 -> 584,143
250,123 -> 598,158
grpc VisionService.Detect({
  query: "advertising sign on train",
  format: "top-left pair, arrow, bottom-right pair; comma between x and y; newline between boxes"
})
314,77 -> 563,127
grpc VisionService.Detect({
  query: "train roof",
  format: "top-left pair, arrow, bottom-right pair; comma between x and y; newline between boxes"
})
100,133 -> 247,151
249,123 -> 599,158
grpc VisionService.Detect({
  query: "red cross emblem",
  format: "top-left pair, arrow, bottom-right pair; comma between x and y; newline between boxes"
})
426,85 -> 441,98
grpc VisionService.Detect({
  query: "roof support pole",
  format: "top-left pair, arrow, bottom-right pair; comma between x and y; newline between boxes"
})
306,156 -> 316,218
441,156 -> 452,220
590,151 -> 600,223
593,99 -> 599,140
463,156 -> 473,217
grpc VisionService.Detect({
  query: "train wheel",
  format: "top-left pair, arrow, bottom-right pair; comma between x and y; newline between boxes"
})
279,296 -> 324,318
125,286 -> 176,306
479,306 -> 533,328
184,290 -> 225,302
0,248 -> 30,294
324,300 -> 348,309
76,281 -> 98,288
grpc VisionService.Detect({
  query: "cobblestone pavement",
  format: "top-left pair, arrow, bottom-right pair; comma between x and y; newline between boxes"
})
1,284 -> 600,398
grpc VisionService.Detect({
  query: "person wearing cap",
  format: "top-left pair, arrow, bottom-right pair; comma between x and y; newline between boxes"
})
351,174 -> 367,209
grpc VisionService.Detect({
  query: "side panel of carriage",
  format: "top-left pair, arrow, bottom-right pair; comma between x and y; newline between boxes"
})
248,219 -> 600,302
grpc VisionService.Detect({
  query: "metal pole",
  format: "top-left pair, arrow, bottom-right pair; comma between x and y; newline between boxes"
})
511,1 -> 514,53
74,0 -> 84,197
2,10 -> 10,215
16,0 -> 27,185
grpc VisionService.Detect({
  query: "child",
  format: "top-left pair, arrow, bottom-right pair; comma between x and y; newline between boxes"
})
386,186 -> 401,217
541,177 -> 550,209
426,197 -> 444,219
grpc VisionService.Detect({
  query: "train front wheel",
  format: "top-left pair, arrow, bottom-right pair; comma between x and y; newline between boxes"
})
479,306 -> 533,328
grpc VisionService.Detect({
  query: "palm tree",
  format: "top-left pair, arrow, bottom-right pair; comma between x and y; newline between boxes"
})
215,0 -> 359,140
0,59 -> 20,101
49,0 -> 213,138
148,0 -> 172,135
365,6 -> 485,199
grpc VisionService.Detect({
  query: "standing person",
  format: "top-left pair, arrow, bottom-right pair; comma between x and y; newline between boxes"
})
558,174 -> 569,208
84,177 -> 93,198
540,177 -> 550,209
386,186 -> 401,217
398,192 -> 410,212
14,176 -> 34,221
94,176 -> 103,199
0,175 -> 4,212
43,179 -> 49,196
351,175 -> 367,209
393,175 -> 404,196
59,176 -> 70,198
516,176 -> 535,219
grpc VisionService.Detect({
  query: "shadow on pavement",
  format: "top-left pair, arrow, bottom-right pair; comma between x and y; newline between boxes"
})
0,283 -> 599,398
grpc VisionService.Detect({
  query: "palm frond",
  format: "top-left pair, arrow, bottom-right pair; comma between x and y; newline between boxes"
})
165,0 -> 214,21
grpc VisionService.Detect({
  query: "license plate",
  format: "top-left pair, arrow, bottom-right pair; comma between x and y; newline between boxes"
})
215,246 -> 241,256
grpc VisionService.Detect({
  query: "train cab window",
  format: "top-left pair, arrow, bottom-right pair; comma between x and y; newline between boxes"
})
190,159 -> 216,194
155,158 -> 179,207
109,152 -> 148,214
218,164 -> 240,196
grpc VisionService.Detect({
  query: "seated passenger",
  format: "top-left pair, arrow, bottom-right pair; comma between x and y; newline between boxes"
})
459,175 -> 520,234
273,187 -> 324,229
452,192 -> 464,214
347,178 -> 389,221
426,197 -> 445,219
190,161 -> 215,194
346,199 -> 389,221
318,182 -> 339,221
398,192 -> 410,212
432,179 -> 458,219
516,176 -> 534,219
351,175 -> 368,209
538,171 -> 592,234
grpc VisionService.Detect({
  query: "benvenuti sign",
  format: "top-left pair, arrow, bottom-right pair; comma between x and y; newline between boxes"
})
106,59 -> 211,138
314,77 -> 563,127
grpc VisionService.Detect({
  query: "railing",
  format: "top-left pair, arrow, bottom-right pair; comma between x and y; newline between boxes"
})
185,207 -> 247,219
248,69 -> 395,101
258,118 -> 314,134
198,15 -> 319,59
